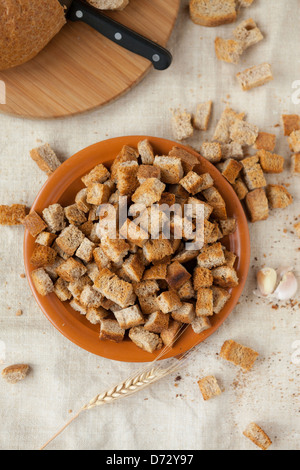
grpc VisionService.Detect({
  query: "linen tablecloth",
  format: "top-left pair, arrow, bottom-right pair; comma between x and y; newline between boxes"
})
0,0 -> 299,450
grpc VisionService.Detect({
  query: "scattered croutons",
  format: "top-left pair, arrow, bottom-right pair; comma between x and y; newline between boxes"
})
1,364 -> 30,384
220,339 -> 259,371
198,375 -> 222,401
0,204 -> 27,226
236,63 -> 273,91
243,423 -> 272,450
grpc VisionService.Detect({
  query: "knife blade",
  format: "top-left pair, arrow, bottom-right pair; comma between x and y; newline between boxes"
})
58,0 -> 172,70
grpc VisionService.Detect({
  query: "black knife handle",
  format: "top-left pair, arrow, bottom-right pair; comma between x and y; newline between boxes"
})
67,0 -> 172,70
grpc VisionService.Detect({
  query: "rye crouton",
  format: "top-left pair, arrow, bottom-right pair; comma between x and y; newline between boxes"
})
81,163 -> 110,187
212,286 -> 231,313
29,143 -> 61,176
171,302 -> 195,324
138,139 -> 155,164
282,114 -> 300,136
254,132 -> 276,152
1,364 -> 30,384
197,242 -> 226,269
30,245 -> 57,268
166,261 -> 191,290
236,63 -> 273,91
221,159 -> 243,184
131,178 -> 166,207
215,37 -> 244,64
243,423 -> 272,451
160,319 -> 182,347
128,326 -> 163,353
189,0 -> 237,27
42,204 -> 66,233
153,156 -> 184,184
56,257 -> 87,283
193,100 -> 213,130
211,266 -> 239,288
31,268 -> 54,296
100,318 -> 125,343
198,375 -> 222,401
144,311 -> 169,334
233,18 -> 263,50
171,109 -> 194,141
0,204 -> 27,226
233,178 -> 248,200
220,339 -> 259,371
245,188 -> 269,222
23,210 -> 47,235
291,154 -> 300,175
196,288 -> 213,317
156,290 -> 182,314
114,305 -> 144,330
266,185 -> 293,209
202,187 -> 227,220
168,146 -> 200,173
180,171 -> 214,195
55,224 -> 85,256
258,150 -> 284,174
201,142 -> 222,163
288,130 -> 300,153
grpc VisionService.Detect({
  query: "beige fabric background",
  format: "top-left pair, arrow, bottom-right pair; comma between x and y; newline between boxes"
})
0,0 -> 299,450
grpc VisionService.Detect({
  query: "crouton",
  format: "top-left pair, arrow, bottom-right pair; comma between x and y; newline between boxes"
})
138,139 -> 155,164
211,266 -> 239,288
159,192 -> 176,207
180,171 -> 214,195
282,114 -> 300,136
116,161 -> 139,196
121,254 -> 145,283
64,204 -> 87,226
31,268 -> 54,296
113,305 -> 144,330
224,249 -> 237,268
86,307 -> 108,325
81,163 -> 110,187
212,286 -> 231,313
55,224 -> 85,256
196,288 -> 213,317
132,178 -> 166,207
69,299 -> 87,315
35,231 -> 57,246
193,101 -> 212,130
201,142 -> 222,163
178,279 -> 196,300
221,142 -> 244,160
153,156 -> 184,184
1,364 -> 30,384
236,63 -> 273,91
101,235 -> 130,263
187,197 -> 213,220
233,178 -> 248,200
143,263 -> 168,281
86,262 -> 100,283
197,242 -> 226,269
133,280 -> 159,298
166,261 -> 191,290
288,130 -> 300,153
193,267 -> 213,290
258,150 -> 284,174
171,109 -> 194,141
0,204 -> 27,226
242,161 -> 266,191
160,319 -> 182,347
156,290 -> 182,314
168,146 -> 200,173
80,285 -> 103,308
220,339 -> 259,371
129,326 -> 163,353
233,18 -> 263,50
138,294 -> 160,315
76,238 -> 96,263
23,210 -> 47,235
202,187 -> 227,220
254,132 -> 276,152
198,376 -> 222,401
95,268 -> 136,309
191,316 -> 211,334
93,246 -> 112,270
172,302 -> 195,324
68,275 -> 92,301
42,204 -> 66,233
30,244 -> 57,268
230,120 -> 259,146
142,239 -> 173,264
110,146 -> 138,182
137,165 -> 161,184
75,188 -> 91,213
189,0 -> 237,27
100,318 -> 125,343
219,218 -> 236,237
240,155 -> 258,170
29,143 -> 61,176
222,159 -> 243,184
119,219 -> 149,248
243,423 -> 272,451
56,257 -> 87,283
291,154 -> 300,175
44,256 -> 64,280
215,37 -> 244,64
144,311 -> 169,334
245,188 -> 269,222
213,107 -> 245,143
266,184 -> 293,209
54,277 -> 72,302
86,183 -> 111,205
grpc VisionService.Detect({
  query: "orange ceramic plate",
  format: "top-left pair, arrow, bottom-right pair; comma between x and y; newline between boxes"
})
24,137 -> 250,362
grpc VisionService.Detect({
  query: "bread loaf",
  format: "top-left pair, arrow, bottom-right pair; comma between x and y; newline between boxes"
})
0,0 -> 66,71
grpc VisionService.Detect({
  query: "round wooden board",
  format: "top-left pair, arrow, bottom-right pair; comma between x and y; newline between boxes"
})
0,0 -> 180,119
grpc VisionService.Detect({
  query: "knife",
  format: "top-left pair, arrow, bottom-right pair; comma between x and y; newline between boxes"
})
59,0 -> 173,70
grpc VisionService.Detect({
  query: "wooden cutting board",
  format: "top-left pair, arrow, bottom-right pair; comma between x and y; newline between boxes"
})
0,0 -> 180,119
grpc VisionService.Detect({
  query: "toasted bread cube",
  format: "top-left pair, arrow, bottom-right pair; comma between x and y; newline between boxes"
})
30,244 -> 57,268
202,187 -> 227,220
187,197 -> 213,220
86,307 -> 108,325
86,183 -> 110,205
56,224 -> 85,256
68,275 -> 93,301
219,218 -> 237,237
233,178 -> 248,200
101,236 -> 130,264
171,109 -> 194,141
197,243 -> 226,269
114,305 -> 144,330
221,142 -> 244,161
54,277 -> 72,302
76,238 -> 96,263
42,204 -> 66,233
224,249 -> 237,268
138,139 -> 155,164
100,318 -> 125,343
198,376 -> 222,401
291,154 -> 300,175
233,18 -> 263,50
160,319 -> 182,347
132,178 -> 166,207
119,219 -> 149,248
243,423 -> 272,450
166,261 -> 191,290
44,256 -> 64,280
156,290 -> 182,314
230,120 -> 259,146
137,165 -> 161,184
242,155 -> 259,170
212,286 -> 231,313
93,246 -> 112,270
129,326 -> 162,353
56,257 -> 87,283
159,192 -> 176,208
245,188 -> 269,222
95,268 -> 136,309
133,280 -> 160,297
196,288 -> 213,317
258,150 -> 284,174
86,262 -> 100,283
201,142 -> 222,163
215,37 -> 244,64
138,294 -> 160,315
29,143 -> 61,176
266,184 -> 293,209
243,161 -> 266,191
211,266 -> 239,288
80,285 -> 103,308
81,163 -> 110,187
87,205 -> 99,222
282,114 -> 300,136
178,279 -> 196,300
64,204 -> 87,226
180,171 -> 214,195
220,339 -> 259,371
168,146 -> 200,173
288,130 -> 300,153
116,161 -> 139,196
222,159 -> 243,184
143,263 -> 168,281
144,311 -> 169,334
193,100 -> 212,131
121,254 -> 145,283
31,268 -> 54,296
190,0 -> 237,26
22,210 -> 46,235
75,188 -> 91,213
172,302 -> 195,324
193,267 -> 213,290
153,156 -> 184,184
191,316 -> 211,334
236,63 -> 273,91
239,0 -> 254,6
254,132 -> 276,152
70,299 -> 87,315
35,231 -> 57,246
1,364 -> 30,384
110,146 -> 138,183
142,239 -> 173,264
213,107 -> 245,143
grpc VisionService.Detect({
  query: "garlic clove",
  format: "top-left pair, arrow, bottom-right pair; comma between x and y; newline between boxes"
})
273,270 -> 298,301
256,267 -> 277,297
